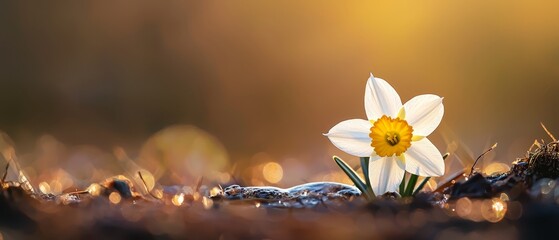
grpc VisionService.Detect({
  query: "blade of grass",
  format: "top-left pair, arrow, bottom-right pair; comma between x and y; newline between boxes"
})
412,176 -> 430,196
360,157 -> 375,197
399,173 -> 406,195
334,156 -> 371,199
541,122 -> 557,142
1,162 -> 9,183
404,174 -> 419,197
138,171 -> 161,200
360,157 -> 370,189
469,143 -> 498,177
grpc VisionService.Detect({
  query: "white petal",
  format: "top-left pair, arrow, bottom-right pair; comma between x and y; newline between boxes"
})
324,119 -> 373,157
403,94 -> 444,136
365,73 -> 403,120
368,155 -> 405,195
404,138 -> 445,176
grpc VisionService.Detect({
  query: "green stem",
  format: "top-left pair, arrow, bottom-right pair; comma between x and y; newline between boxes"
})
404,174 -> 419,197
333,156 -> 371,200
412,177 -> 430,196
360,157 -> 375,198
399,173 -> 406,195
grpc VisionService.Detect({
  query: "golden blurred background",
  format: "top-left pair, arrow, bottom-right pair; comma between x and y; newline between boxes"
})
1,1 -> 559,188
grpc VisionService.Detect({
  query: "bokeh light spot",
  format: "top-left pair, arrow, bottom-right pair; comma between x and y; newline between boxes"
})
38,182 -> 51,194
483,163 -> 510,175
172,193 -> 185,206
481,198 -> 507,223
202,196 -> 213,210
456,197 -> 472,219
210,187 -> 221,198
262,162 -> 283,184
86,183 -> 102,196
109,192 -> 122,204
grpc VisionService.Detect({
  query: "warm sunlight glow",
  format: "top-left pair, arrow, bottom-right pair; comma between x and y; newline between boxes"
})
483,163 -> 510,175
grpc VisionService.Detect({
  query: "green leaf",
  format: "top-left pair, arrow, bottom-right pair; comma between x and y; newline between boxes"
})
399,173 -> 406,195
360,157 -> 375,198
334,156 -> 371,199
404,174 -> 419,197
412,176 -> 430,196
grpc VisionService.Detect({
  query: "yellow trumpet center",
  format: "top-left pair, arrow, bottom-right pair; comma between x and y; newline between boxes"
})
370,115 -> 413,157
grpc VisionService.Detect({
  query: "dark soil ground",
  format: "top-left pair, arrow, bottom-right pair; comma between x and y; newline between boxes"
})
2,141 -> 559,240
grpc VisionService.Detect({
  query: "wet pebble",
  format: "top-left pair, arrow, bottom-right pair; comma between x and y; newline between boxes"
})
214,182 -> 361,208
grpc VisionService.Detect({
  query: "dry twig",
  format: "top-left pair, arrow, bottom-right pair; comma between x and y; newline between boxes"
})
541,122 -> 557,142
1,162 -> 9,184
138,171 -> 161,199
469,143 -> 498,177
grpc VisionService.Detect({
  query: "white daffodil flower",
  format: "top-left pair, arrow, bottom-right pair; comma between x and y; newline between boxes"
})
325,73 -> 445,195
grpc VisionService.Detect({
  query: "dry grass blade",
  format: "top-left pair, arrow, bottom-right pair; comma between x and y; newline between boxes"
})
195,176 -> 204,192
1,162 -> 8,183
541,122 -> 557,142
469,143 -> 498,177
138,171 -> 161,199
529,140 -> 542,152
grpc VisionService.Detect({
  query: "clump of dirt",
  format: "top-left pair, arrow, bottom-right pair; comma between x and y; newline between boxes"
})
525,141 -> 559,183
446,140 -> 559,200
